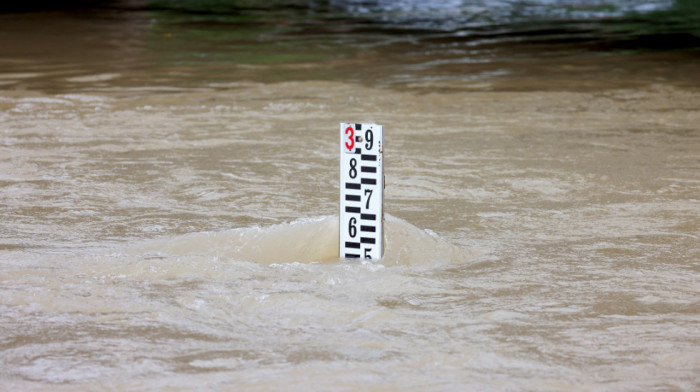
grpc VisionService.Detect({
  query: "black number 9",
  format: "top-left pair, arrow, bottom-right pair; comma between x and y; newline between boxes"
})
365,129 -> 373,150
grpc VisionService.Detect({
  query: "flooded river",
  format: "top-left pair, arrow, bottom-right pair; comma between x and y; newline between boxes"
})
1,1 -> 699,390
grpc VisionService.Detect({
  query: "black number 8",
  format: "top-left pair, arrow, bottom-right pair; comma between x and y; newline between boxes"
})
349,158 -> 357,178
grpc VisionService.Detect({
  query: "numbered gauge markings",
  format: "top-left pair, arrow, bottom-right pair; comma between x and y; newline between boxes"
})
340,123 -> 383,260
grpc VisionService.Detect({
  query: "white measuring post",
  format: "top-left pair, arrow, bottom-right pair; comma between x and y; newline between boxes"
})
339,123 -> 384,260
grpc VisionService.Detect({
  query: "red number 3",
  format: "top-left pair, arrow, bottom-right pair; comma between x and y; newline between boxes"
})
345,126 -> 354,151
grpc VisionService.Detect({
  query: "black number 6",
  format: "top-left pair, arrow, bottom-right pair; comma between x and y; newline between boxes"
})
349,217 -> 357,238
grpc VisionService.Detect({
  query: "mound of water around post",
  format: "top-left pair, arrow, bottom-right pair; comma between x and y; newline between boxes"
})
135,214 -> 471,266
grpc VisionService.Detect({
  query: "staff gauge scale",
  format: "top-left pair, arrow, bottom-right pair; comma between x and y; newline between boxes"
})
339,123 -> 384,260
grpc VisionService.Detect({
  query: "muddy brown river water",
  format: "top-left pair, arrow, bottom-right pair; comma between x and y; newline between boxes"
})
1,1 -> 699,390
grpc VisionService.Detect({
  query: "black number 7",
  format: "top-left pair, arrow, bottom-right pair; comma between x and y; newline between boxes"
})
364,189 -> 373,209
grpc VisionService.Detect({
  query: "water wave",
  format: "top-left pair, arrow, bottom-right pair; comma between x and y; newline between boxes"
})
134,214 -> 472,266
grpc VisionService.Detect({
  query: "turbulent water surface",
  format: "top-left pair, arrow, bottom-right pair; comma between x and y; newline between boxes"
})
1,1 -> 699,390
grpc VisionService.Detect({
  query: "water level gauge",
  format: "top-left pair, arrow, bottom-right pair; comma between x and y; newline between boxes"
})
339,123 -> 384,260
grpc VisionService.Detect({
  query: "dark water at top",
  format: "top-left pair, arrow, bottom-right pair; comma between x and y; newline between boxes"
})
1,0 -> 699,92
